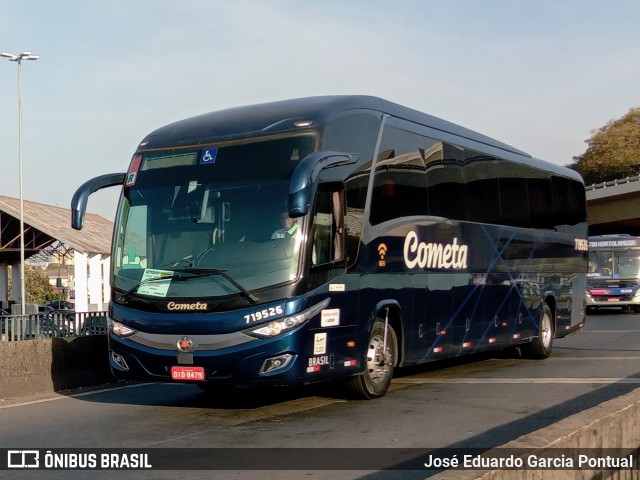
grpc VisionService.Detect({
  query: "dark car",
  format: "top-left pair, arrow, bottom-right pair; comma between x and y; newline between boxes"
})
46,300 -> 75,311
39,312 -> 76,337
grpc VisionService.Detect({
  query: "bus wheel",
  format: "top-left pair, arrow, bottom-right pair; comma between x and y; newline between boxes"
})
521,304 -> 554,359
347,320 -> 397,399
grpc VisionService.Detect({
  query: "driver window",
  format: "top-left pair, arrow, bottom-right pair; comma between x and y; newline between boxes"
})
312,187 -> 345,266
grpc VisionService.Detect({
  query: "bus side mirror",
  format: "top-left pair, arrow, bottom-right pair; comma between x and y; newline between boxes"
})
288,151 -> 358,217
71,173 -> 126,230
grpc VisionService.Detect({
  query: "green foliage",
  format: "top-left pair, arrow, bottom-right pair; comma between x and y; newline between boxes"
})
25,268 -> 56,305
568,107 -> 640,185
8,267 -> 66,305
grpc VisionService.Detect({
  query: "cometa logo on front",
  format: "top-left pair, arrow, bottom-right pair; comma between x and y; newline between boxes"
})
167,301 -> 208,311
403,231 -> 469,270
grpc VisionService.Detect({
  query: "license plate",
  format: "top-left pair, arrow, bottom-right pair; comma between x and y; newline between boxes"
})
607,298 -> 620,302
171,366 -> 205,381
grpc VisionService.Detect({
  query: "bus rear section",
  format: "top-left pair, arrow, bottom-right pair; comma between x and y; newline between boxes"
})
587,235 -> 640,313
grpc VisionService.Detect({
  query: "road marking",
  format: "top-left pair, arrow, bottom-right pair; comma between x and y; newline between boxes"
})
0,382 -> 153,409
393,377 -> 640,385
583,329 -> 640,333
0,381 -> 346,427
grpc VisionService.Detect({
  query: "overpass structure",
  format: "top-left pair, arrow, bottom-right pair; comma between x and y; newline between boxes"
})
586,176 -> 640,236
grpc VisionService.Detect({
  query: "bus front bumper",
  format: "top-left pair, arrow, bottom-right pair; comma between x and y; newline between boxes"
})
585,295 -> 640,309
107,329 -> 309,386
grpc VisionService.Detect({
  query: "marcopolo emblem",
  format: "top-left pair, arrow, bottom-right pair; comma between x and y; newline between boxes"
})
177,336 -> 194,353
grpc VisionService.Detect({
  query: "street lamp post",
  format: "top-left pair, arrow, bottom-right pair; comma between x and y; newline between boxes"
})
1,51 -> 39,315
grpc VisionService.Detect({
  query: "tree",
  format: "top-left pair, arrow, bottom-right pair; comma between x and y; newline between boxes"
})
7,266 -> 64,306
25,267 -> 56,305
568,107 -> 640,185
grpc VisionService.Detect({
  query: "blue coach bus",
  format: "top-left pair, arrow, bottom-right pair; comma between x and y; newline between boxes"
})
72,96 -> 588,399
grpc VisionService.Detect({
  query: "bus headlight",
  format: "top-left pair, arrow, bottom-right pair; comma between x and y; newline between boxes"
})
109,319 -> 137,338
246,298 -> 330,338
249,313 -> 306,338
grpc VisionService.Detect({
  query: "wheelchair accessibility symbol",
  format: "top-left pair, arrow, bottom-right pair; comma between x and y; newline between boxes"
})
200,148 -> 218,164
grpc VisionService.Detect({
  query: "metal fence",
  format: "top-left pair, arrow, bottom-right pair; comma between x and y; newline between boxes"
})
585,175 -> 640,191
0,311 -> 108,342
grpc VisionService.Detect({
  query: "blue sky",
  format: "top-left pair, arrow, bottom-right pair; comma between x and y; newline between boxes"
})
1,1 -> 639,220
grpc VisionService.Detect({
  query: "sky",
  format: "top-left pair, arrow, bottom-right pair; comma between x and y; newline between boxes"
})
1,0 -> 639,221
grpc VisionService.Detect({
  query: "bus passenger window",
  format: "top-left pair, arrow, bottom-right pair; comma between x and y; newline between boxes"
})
370,152 -> 428,225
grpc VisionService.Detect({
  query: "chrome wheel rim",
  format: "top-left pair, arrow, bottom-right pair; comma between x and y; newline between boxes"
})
366,333 -> 393,385
541,311 -> 552,349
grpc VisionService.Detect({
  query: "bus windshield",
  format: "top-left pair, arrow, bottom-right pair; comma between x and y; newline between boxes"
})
112,135 -> 314,299
588,249 -> 640,280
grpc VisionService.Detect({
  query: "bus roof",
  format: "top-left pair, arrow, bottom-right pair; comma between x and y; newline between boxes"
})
139,95 -> 527,153
137,95 -> 582,182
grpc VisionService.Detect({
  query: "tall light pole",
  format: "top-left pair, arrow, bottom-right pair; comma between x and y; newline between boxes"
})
1,51 -> 39,315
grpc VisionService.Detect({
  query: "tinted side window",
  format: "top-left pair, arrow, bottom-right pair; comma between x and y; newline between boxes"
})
527,172 -> 553,229
552,176 -> 587,228
370,125 -> 433,225
322,113 -> 381,258
345,163 -> 370,263
498,162 -> 530,228
425,143 -> 468,221
312,186 -> 345,265
465,155 -> 500,225
570,179 -> 587,225
368,119 -> 584,231
321,113 -> 380,163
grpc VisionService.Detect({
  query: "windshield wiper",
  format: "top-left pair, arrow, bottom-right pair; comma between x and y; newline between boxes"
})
174,268 -> 259,304
119,268 -> 258,304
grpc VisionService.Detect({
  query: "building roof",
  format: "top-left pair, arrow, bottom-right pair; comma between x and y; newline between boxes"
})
0,195 -> 113,264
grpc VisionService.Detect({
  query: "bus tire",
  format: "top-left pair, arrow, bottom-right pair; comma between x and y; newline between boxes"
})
346,320 -> 398,400
521,304 -> 554,359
